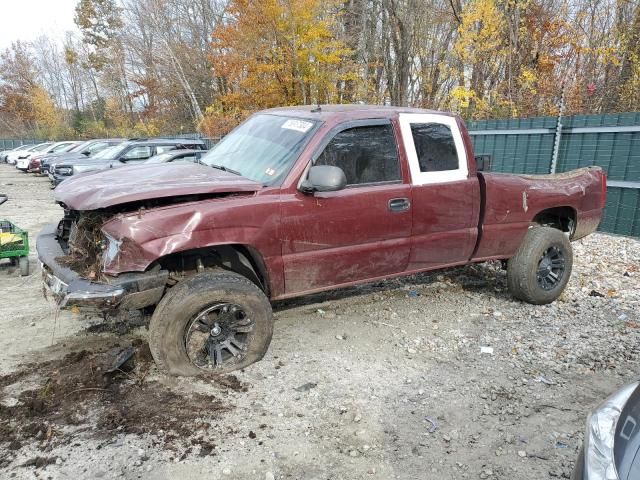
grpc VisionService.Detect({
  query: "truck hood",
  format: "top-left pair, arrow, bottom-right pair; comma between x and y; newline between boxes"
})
54,163 -> 261,210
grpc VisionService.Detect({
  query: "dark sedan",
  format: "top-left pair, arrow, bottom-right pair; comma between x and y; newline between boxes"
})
573,381 -> 640,480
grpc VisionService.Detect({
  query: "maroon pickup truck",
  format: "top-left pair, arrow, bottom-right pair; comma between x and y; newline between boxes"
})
37,105 -> 606,375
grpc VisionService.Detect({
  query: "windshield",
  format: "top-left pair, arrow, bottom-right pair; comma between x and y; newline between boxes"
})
92,144 -> 129,160
200,114 -> 318,185
69,140 -> 92,152
31,143 -> 52,152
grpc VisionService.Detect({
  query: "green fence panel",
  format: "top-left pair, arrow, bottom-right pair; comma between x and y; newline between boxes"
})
468,112 -> 640,238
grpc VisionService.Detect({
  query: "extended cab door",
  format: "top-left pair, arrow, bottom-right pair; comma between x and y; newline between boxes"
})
398,114 -> 480,269
280,120 -> 412,295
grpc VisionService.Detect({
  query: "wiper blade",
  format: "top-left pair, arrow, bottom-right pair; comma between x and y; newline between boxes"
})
208,164 -> 242,176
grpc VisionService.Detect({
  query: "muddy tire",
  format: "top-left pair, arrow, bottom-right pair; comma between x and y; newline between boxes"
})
19,256 -> 29,276
149,271 -> 273,376
507,226 -> 572,305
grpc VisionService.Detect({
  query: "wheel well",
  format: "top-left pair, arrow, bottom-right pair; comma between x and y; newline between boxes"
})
532,207 -> 576,234
153,245 -> 269,296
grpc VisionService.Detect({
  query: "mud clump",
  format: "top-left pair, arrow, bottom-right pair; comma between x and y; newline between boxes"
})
0,340 -> 239,455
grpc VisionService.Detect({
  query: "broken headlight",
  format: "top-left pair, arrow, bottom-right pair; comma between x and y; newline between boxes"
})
584,381 -> 639,479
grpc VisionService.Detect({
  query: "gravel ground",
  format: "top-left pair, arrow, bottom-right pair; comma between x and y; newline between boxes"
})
1,163 -> 639,480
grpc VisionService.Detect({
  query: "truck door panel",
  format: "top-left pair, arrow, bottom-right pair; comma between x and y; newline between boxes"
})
280,121 -> 412,294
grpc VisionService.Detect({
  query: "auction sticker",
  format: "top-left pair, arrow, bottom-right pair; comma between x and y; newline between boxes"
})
281,119 -> 313,133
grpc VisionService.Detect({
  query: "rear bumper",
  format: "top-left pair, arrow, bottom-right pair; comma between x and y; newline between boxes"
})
37,224 -> 168,310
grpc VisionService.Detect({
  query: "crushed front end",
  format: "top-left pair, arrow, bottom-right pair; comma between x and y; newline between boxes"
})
37,209 -> 168,311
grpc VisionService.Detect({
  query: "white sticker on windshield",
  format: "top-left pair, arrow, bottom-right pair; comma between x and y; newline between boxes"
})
281,119 -> 313,133
265,168 -> 276,176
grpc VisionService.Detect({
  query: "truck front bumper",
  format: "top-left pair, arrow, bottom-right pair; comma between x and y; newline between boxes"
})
37,224 -> 168,310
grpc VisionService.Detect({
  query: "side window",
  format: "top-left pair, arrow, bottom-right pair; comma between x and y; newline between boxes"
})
315,124 -> 400,185
156,145 -> 177,154
410,124 -> 458,172
398,113 -> 467,185
122,146 -> 152,161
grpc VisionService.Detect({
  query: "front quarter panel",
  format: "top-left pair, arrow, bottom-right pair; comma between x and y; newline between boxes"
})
100,191 -> 283,294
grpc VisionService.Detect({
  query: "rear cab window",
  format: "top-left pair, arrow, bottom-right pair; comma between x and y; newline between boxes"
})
313,122 -> 400,186
398,113 -> 468,185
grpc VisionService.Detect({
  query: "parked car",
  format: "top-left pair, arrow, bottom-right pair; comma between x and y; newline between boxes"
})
27,141 -> 81,173
49,138 -> 207,187
41,138 -> 126,174
15,141 -> 75,171
143,149 -> 207,164
38,105 -> 606,376
572,381 -> 640,480
6,143 -> 52,165
1,145 -> 33,163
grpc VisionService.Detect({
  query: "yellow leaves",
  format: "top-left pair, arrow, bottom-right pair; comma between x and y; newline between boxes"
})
204,0 -> 354,135
518,67 -> 537,95
455,0 -> 506,61
450,86 -> 474,109
30,86 -> 66,138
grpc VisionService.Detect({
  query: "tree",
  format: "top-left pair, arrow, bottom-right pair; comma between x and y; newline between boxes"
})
202,0 -> 353,135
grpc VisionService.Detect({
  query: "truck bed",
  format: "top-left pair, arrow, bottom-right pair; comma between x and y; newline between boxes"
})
472,166 -> 606,261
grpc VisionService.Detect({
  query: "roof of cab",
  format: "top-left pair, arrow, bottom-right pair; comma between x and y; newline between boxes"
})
261,104 -> 454,122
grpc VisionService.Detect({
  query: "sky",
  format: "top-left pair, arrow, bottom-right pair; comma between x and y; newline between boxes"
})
0,0 -> 79,50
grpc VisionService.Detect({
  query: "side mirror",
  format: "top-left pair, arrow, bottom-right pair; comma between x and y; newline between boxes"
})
475,154 -> 492,172
81,150 -> 91,156
300,165 -> 347,194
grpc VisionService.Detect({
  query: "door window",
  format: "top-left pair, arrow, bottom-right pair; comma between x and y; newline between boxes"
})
121,146 -> 152,161
156,145 -> 178,154
314,124 -> 400,185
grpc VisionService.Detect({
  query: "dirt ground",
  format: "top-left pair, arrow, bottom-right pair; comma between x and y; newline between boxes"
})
1,163 -> 639,480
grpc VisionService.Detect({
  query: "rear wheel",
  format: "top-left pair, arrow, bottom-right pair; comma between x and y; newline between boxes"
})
149,271 -> 273,376
19,256 -> 29,276
507,226 -> 572,304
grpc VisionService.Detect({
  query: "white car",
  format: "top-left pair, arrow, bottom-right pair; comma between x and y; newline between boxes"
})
16,140 -> 77,172
5,144 -> 39,165
1,145 -> 30,163
8,143 -> 52,166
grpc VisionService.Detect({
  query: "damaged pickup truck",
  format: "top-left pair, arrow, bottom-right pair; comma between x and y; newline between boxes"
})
37,105 -> 607,376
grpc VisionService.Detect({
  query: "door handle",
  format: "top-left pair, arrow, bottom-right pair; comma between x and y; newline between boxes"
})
388,197 -> 410,212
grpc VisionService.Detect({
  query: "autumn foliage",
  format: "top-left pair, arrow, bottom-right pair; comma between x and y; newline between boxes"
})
201,0 -> 353,136
0,0 -> 639,138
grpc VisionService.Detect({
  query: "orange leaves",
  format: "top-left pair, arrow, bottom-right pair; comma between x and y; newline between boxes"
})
202,0 -> 353,136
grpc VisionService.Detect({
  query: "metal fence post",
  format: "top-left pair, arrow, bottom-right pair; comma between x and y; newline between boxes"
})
550,84 -> 566,174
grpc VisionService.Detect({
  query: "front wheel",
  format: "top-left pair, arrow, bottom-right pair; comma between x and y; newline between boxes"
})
507,226 -> 573,305
149,271 -> 273,376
